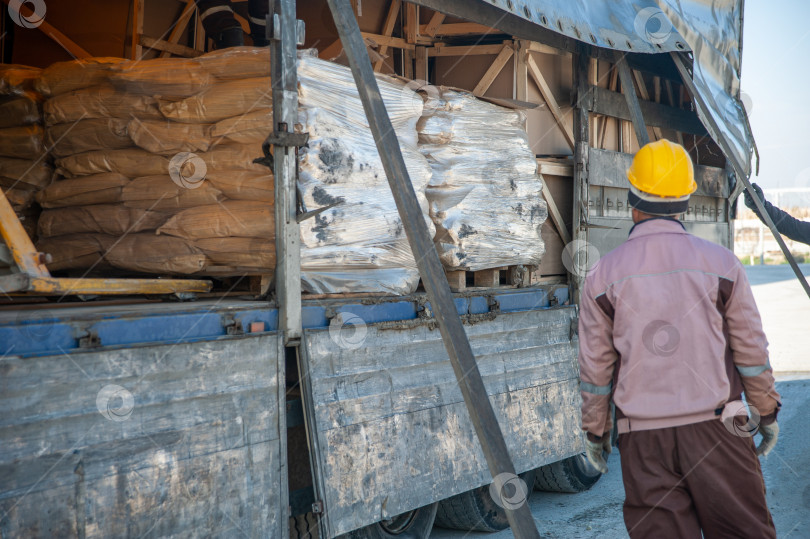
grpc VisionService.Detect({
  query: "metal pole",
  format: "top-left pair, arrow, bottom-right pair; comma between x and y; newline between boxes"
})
671,52 -> 810,300
270,0 -> 303,343
325,1 -> 540,536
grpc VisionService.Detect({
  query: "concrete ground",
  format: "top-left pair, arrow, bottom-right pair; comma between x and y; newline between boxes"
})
432,264 -> 810,538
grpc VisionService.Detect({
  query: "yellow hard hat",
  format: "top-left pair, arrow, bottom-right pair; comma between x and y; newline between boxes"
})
627,140 -> 696,198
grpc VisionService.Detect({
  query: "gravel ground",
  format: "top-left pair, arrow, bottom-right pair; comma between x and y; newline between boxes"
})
432,264 -> 810,538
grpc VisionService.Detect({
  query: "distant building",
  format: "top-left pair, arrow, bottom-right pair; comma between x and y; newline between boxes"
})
735,187 -> 810,263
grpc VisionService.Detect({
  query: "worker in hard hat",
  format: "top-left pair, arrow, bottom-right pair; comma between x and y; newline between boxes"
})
744,183 -> 810,244
195,0 -> 269,49
578,140 -> 780,537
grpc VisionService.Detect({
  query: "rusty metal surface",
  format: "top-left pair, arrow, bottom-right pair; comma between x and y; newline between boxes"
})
299,307 -> 584,537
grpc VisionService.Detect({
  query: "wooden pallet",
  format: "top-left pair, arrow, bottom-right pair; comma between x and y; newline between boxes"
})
443,265 -> 548,292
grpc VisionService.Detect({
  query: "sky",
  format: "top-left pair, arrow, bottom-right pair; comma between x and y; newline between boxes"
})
740,0 -> 810,190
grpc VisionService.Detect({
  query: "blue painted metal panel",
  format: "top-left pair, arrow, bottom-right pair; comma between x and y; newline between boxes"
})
2,286 -> 568,358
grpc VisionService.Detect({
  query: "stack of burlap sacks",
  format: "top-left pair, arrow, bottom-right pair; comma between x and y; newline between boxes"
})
34,48 -> 276,276
417,88 -> 548,271
0,65 -> 53,240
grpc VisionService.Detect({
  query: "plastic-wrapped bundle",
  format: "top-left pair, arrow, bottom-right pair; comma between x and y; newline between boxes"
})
296,54 -> 433,295
417,89 -> 547,271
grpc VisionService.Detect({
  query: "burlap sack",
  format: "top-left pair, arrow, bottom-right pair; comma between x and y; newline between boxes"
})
121,175 -> 223,209
3,186 -> 36,212
0,157 -> 53,189
35,57 -> 127,96
195,47 -> 271,80
0,65 -> 40,95
43,84 -> 162,125
206,170 -> 273,201
47,118 -> 131,158
38,233 -> 207,274
0,93 -> 42,128
211,109 -> 271,144
37,233 -> 114,271
195,237 -> 275,268
159,77 -> 272,123
128,119 -> 214,154
157,200 -> 274,240
56,143 -> 265,178
36,173 -> 129,208
109,59 -> 212,99
38,204 -> 170,238
0,125 -> 46,160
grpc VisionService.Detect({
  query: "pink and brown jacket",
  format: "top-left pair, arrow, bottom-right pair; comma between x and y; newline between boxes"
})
578,218 -> 781,439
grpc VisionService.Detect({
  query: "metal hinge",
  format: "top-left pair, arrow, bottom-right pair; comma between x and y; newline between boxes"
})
78,330 -> 101,349
312,500 -> 324,514
222,315 -> 245,336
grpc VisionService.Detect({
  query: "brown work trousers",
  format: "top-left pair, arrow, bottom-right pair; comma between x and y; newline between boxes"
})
617,418 -> 776,538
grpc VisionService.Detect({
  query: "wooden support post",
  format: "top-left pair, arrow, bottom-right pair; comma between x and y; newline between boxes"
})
472,44 -> 513,97
589,58 -> 598,144
414,45 -> 428,81
571,44 -> 591,304
131,0 -> 144,60
598,66 -> 618,149
664,79 -> 685,146
195,8 -> 207,52
445,270 -> 466,292
160,0 -> 198,58
631,70 -> 662,141
515,40 -> 529,102
404,3 -> 418,44
615,54 -> 650,148
373,0 -> 401,71
527,53 -> 575,150
326,1 -> 542,536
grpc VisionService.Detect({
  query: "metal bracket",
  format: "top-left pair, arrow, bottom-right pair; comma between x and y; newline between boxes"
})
265,131 -> 309,148
222,315 -> 245,336
267,12 -> 306,45
78,331 -> 101,349
311,500 -> 324,514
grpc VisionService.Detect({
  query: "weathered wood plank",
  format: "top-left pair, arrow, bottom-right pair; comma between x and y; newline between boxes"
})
472,44 -> 513,97
527,53 -> 575,150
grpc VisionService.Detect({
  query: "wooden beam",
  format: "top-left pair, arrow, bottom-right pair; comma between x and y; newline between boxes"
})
160,0 -> 197,58
361,32 -> 415,50
539,173 -> 572,245
374,0 -> 401,71
615,54 -> 650,147
195,8 -> 207,52
405,3 -> 418,44
140,35 -> 201,57
414,46 -> 428,81
0,0 -> 91,58
664,79 -> 685,146
427,43 -> 505,57
472,44 -> 513,97
589,86 -> 708,137
419,22 -> 499,36
132,0 -> 144,60
571,44 -> 591,304
515,40 -> 529,102
422,11 -> 445,36
598,66 -> 618,149
527,41 -> 567,56
526,53 -> 575,150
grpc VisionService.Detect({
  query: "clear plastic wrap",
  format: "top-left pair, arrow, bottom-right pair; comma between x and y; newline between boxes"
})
417,89 -> 547,271
0,93 -> 42,128
159,77 -> 272,123
35,57 -> 127,96
296,54 -> 434,295
46,118 -> 131,158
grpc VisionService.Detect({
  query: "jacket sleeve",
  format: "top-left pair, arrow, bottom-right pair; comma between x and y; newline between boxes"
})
578,274 -> 619,438
722,263 -> 781,420
761,199 -> 810,245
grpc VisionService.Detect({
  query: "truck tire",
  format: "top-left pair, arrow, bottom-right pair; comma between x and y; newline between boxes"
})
434,470 -> 536,532
290,513 -> 320,539
533,454 -> 603,493
340,503 -> 438,539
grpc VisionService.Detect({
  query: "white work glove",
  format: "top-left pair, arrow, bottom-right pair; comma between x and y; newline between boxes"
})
756,422 -> 779,456
585,436 -> 611,474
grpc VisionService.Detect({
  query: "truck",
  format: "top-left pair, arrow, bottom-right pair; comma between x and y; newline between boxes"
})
1,0 -> 756,537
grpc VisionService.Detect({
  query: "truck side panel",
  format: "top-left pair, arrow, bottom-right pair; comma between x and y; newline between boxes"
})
300,307 -> 582,537
0,335 -> 287,538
